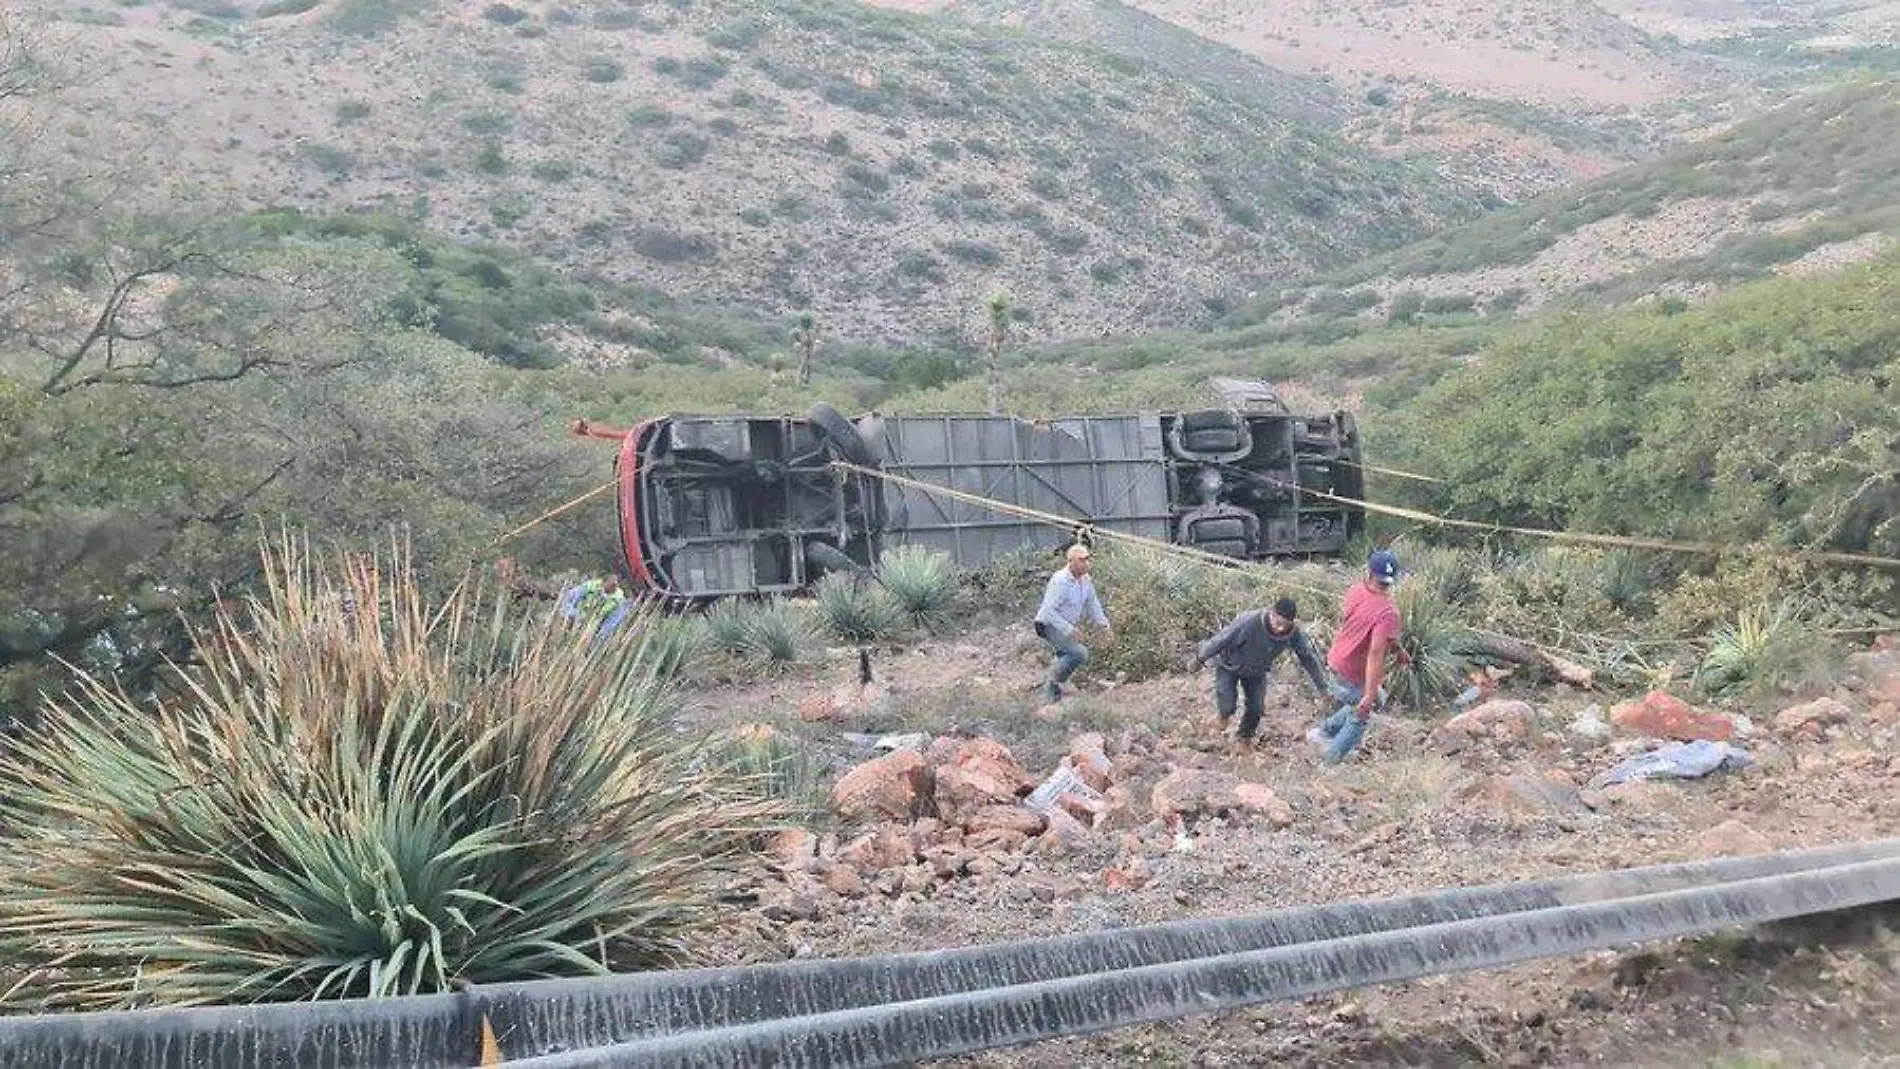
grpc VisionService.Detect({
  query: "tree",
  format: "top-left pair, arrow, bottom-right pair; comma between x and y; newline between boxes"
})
792,312 -> 818,386
985,289 -> 1011,415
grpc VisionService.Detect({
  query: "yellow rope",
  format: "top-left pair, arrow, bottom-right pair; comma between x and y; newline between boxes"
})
1334,459 -> 1446,484
1273,480 -> 1900,572
481,479 -> 616,553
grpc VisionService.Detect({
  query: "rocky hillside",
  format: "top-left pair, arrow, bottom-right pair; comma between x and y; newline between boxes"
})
1254,80 -> 1900,324
882,0 -> 1900,204
16,0 -> 1488,345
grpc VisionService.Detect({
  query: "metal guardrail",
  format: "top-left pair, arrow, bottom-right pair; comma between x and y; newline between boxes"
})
4,840 -> 1899,1068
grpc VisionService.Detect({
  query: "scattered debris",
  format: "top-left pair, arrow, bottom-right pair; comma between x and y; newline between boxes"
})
1590,740 -> 1753,788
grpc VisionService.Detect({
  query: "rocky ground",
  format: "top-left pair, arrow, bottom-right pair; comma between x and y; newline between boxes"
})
681,625 -> 1900,1067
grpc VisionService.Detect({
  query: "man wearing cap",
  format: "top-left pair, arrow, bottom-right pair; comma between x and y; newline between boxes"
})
1310,548 -> 1411,763
1033,544 -> 1112,703
1193,597 -> 1330,749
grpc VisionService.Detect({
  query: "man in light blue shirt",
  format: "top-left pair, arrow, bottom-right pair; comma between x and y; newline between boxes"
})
1033,543 -> 1112,703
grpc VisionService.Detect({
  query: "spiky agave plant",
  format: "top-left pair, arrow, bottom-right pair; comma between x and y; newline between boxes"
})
703,597 -> 753,655
0,537 -> 776,1011
877,545 -> 958,630
814,574 -> 905,643
739,597 -> 814,666
1388,577 -> 1467,710
1699,602 -> 1820,696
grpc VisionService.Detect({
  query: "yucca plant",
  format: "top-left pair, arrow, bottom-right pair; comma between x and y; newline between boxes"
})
0,537 -> 776,1011
703,598 -> 753,655
877,545 -> 958,630
1698,602 -> 1822,696
740,597 -> 813,666
814,574 -> 905,643
1387,578 -> 1467,710
712,724 -> 828,819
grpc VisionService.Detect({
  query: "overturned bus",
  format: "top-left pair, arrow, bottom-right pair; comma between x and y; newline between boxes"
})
571,380 -> 1365,600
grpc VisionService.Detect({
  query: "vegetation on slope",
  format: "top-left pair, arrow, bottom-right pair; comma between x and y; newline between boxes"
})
23,0 -> 1483,342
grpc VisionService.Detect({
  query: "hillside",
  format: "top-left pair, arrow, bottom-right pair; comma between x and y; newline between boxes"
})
14,0 -> 1486,345
1252,80 -> 1900,325
880,1 -> 1900,204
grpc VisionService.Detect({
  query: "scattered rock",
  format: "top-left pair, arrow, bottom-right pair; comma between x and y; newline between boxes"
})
964,804 -> 1047,839
1108,752 -> 1147,783
1038,807 -> 1093,851
1151,767 -> 1246,818
1697,819 -> 1771,858
1433,699 -> 1538,750
1069,733 -> 1114,791
934,739 -> 1034,822
1609,690 -> 1736,742
1031,703 -> 1065,722
760,881 -> 825,922
822,865 -> 868,898
833,750 -> 933,822
966,828 -> 1030,854
1567,704 -> 1612,744
1104,858 -> 1154,892
1775,697 -> 1852,739
1233,783 -> 1295,828
840,825 -> 920,874
797,691 -> 842,722
768,828 -> 820,873
1465,768 -> 1587,818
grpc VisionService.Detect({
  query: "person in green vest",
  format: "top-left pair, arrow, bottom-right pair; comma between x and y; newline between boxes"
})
559,575 -> 627,624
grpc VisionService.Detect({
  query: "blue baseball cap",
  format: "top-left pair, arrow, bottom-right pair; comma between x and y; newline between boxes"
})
1368,549 -> 1400,585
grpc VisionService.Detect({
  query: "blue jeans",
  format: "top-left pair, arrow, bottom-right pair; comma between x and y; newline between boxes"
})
1317,676 -> 1386,763
1039,625 -> 1089,701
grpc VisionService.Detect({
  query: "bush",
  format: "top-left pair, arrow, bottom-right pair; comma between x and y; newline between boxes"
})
815,573 -> 905,643
1697,603 -> 1826,697
878,546 -> 957,630
0,540 -> 772,1009
713,725 -> 827,817
1085,547 -> 1243,682
702,597 -> 814,668
1386,577 -> 1467,710
583,57 -> 625,84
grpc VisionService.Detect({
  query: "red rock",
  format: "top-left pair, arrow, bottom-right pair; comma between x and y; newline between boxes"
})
797,692 -> 841,722
965,828 -> 1029,853
823,865 -> 867,897
1433,700 -> 1537,748
965,804 -> 1047,838
899,863 -> 935,896
1104,857 -> 1153,892
1609,691 -> 1735,742
839,825 -> 918,873
1039,807 -> 1092,850
1119,723 -> 1161,756
933,739 -> 1034,821
924,735 -> 963,768
833,750 -> 932,821
1069,733 -> 1114,791
1466,769 -> 1585,817
1697,819 -> 1771,858
1053,790 -> 1104,822
922,846 -> 975,879
1775,697 -> 1852,739
1151,767 -> 1246,818
1099,785 -> 1138,828
1871,702 -> 1900,728
1108,753 -> 1147,784
768,828 -> 819,872
1032,703 -> 1065,722
1233,783 -> 1295,828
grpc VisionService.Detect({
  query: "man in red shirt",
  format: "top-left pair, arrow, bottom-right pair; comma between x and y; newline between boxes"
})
1308,549 -> 1410,763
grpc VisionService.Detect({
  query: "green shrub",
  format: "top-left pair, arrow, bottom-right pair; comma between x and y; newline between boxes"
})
815,573 -> 905,643
878,545 -> 958,630
1387,576 -> 1467,710
713,725 -> 827,817
0,540 -> 772,1010
741,597 -> 814,665
1697,603 -> 1826,697
583,57 -> 625,84
704,598 -> 753,655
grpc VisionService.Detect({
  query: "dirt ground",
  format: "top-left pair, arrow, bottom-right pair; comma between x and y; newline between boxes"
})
681,621 -> 1900,1067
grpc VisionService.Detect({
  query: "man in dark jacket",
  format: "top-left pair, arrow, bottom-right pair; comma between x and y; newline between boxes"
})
1193,597 -> 1330,749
